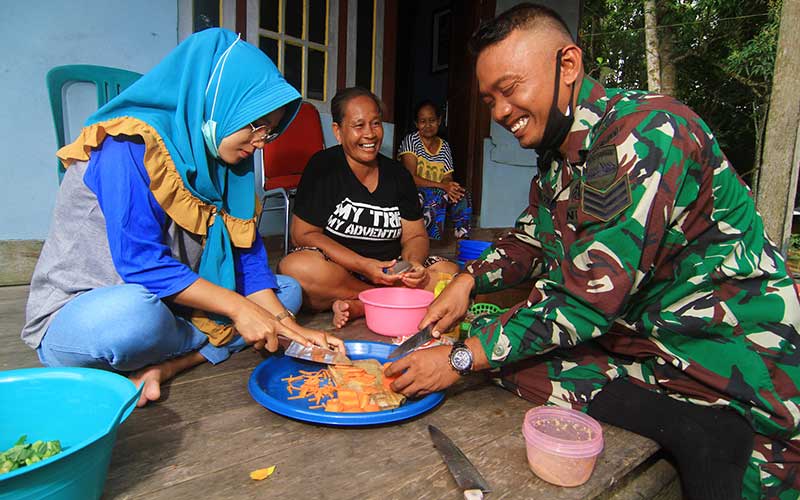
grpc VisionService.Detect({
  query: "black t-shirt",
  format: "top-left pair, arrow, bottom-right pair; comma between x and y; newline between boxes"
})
293,145 -> 423,261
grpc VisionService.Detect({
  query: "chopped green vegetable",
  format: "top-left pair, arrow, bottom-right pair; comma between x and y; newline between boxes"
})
0,435 -> 62,474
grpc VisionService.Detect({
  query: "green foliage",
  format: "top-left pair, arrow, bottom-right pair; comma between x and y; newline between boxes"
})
790,233 -> 800,251
579,0 -> 782,182
0,435 -> 62,474
581,0 -> 646,88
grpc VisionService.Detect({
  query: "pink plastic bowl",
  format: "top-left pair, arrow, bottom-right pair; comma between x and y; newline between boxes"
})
522,406 -> 604,487
358,288 -> 434,336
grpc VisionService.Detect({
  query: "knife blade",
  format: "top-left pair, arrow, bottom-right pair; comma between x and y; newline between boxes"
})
284,340 -> 352,365
387,326 -> 434,359
428,425 -> 491,499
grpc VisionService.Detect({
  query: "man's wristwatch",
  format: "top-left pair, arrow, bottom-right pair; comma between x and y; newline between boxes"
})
449,341 -> 474,376
275,309 -> 295,322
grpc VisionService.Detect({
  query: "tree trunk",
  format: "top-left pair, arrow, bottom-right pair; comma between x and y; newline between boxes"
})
659,25 -> 677,96
751,100 -> 770,192
644,0 -> 661,92
756,0 -> 800,251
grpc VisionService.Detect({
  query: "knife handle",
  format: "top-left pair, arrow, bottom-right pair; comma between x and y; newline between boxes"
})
463,490 -> 483,500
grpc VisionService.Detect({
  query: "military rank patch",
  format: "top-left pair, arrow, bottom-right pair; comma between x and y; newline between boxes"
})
581,175 -> 632,221
584,144 -> 619,190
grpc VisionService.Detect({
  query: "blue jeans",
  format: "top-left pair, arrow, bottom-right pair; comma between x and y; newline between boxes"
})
36,275 -> 302,371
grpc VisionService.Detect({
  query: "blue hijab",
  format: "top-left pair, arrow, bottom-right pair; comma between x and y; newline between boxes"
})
86,28 -> 301,295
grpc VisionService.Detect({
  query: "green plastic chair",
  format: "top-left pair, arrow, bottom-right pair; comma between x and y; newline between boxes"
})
46,65 -> 143,183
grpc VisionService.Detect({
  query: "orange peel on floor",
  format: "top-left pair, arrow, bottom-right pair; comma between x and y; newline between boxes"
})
249,465 -> 276,481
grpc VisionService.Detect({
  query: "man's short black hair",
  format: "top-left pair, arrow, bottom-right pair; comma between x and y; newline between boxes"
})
469,3 -> 574,55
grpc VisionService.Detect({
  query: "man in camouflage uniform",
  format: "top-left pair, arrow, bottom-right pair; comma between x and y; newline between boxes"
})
385,4 -> 800,499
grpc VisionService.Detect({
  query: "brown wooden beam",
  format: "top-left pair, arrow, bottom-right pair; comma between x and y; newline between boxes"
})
381,0 -> 398,123
337,0 -> 348,90
236,0 -> 247,39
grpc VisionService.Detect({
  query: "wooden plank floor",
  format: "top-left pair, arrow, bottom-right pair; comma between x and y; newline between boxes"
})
0,232 -> 669,499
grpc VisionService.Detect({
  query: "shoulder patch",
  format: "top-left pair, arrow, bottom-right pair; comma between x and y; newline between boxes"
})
584,144 -> 619,190
581,175 -> 632,222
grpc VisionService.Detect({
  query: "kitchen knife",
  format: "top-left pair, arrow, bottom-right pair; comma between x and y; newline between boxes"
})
428,425 -> 491,500
387,326 -> 435,359
284,340 -> 352,365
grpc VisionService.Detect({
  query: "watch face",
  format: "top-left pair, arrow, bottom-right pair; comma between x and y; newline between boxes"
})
452,348 -> 472,371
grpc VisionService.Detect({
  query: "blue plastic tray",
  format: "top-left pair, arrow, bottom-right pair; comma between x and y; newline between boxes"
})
248,340 -> 444,426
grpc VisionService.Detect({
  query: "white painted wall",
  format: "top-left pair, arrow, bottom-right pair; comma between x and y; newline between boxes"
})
0,1 -> 178,240
479,0 -> 580,228
1,1 -> 393,240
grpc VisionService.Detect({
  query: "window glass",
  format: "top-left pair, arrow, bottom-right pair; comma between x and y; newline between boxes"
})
284,43 -> 303,93
307,48 -> 326,101
259,0 -> 279,32
253,0 -> 335,105
308,0 -> 327,44
193,0 -> 220,31
285,0 -> 304,39
259,36 -> 279,64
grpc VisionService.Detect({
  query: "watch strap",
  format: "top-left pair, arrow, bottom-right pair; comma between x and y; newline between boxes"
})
275,309 -> 295,322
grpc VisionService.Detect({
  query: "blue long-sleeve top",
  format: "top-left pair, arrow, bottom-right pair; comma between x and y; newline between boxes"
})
83,135 -> 277,297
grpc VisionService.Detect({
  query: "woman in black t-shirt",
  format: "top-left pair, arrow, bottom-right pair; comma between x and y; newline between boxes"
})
278,88 -> 458,328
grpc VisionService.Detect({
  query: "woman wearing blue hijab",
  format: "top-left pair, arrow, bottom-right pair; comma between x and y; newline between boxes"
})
21,28 -> 343,407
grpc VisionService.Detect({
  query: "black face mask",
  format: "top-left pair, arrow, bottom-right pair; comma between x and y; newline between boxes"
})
536,49 -> 576,155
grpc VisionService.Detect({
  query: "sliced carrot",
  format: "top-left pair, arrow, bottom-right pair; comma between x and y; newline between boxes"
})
382,375 -> 398,392
337,389 -> 359,407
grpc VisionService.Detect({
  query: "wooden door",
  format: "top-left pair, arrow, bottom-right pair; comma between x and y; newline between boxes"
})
445,0 -> 495,215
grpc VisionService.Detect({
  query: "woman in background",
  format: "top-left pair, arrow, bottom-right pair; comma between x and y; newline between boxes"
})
279,88 -> 459,328
398,100 -> 472,240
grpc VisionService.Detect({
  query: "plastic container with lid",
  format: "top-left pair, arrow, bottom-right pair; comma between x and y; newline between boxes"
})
522,406 -> 604,487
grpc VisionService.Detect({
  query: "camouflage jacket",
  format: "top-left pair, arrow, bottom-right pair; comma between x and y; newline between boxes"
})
467,75 -> 800,438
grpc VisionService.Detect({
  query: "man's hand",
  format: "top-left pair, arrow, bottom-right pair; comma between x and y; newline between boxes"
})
384,345 -> 460,397
419,273 -> 474,337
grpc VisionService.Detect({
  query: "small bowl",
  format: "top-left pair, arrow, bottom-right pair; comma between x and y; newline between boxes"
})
522,406 -> 604,487
358,288 -> 434,336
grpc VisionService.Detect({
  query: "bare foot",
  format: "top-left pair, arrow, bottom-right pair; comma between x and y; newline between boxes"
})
332,299 -> 365,328
128,364 -> 172,407
127,352 -> 205,407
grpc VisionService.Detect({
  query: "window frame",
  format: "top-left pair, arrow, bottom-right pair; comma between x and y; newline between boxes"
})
178,0 -> 237,41
247,0 -> 339,113
345,0 -> 383,95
